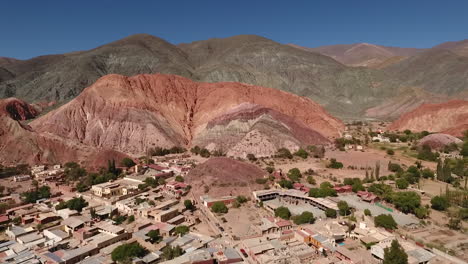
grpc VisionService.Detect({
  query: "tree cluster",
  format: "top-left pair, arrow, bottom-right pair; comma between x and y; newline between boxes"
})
55,197 -> 88,212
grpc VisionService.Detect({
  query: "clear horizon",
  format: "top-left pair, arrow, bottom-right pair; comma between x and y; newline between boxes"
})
2,0 -> 468,59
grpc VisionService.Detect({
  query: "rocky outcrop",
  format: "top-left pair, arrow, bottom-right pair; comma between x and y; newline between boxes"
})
29,74 -> 344,158
0,98 -> 39,120
0,98 -> 128,168
418,133 -> 463,150
388,100 -> 468,137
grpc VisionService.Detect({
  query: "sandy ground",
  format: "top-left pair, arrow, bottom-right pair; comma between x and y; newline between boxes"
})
220,203 -> 269,238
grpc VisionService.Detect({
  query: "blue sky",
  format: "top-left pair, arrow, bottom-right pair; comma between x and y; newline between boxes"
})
2,0 -> 468,59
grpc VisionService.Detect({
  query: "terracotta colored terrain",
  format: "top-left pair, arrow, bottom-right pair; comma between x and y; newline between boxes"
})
185,157 -> 266,197
388,100 -> 468,137
0,98 -> 128,167
30,74 -> 344,159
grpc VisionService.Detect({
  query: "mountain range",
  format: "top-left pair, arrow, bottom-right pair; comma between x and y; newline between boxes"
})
1,34 -> 467,119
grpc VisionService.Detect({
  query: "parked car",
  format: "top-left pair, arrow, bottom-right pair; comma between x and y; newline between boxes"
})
240,248 -> 248,258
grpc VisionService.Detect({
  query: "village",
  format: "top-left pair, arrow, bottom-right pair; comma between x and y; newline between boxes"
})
0,125 -> 467,264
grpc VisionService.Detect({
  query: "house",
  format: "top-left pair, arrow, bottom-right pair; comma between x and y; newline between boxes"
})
56,208 -> 79,219
13,175 -> 31,182
63,216 -> 86,233
334,185 -> 353,193
357,191 -> 380,203
91,182 -> 124,198
259,217 -> 292,234
0,214 -> 9,225
200,195 -> 236,207
335,246 -> 365,263
44,228 -> 70,243
35,211 -> 60,224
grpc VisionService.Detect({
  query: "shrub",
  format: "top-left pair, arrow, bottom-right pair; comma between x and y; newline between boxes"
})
386,149 -> 395,155
266,166 -> 274,174
247,153 -> 257,161
431,196 -> 449,211
175,175 -> 184,182
255,178 -> 268,184
327,158 -> 343,169
364,209 -> 372,216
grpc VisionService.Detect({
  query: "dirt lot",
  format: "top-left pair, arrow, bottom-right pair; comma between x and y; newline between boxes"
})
219,203 -> 269,238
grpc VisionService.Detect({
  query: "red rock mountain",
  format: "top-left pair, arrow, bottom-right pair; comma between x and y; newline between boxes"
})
388,100 -> 468,137
0,98 -> 129,167
29,74 -> 344,159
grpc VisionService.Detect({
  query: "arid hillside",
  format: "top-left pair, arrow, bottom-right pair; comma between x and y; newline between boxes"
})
30,73 -> 344,159
388,100 -> 468,137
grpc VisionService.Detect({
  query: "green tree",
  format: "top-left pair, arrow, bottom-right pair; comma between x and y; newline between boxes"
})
278,179 -> 293,189
294,148 -> 309,159
460,141 -> 468,157
431,196 -> 449,211
147,229 -> 162,243
364,209 -> 372,216
121,158 -> 136,168
184,200 -> 195,211
421,168 -> 435,179
338,201 -> 350,216
111,242 -> 147,263
383,240 -> 408,264
276,148 -> 293,159
386,149 -> 395,155
175,225 -> 189,236
66,197 -> 88,212
287,168 -> 302,182
162,245 -> 184,260
274,206 -> 291,220
374,214 -> 398,230
325,208 -> 337,218
392,192 -> 421,214
211,202 -> 228,214
414,206 -> 429,219
292,211 -> 315,225
396,178 -> 409,189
